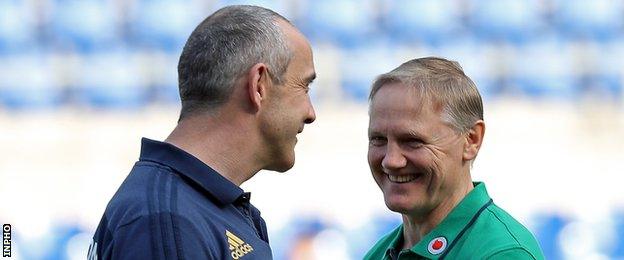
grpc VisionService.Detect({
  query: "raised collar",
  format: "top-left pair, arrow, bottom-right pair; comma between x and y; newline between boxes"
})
138,138 -> 244,206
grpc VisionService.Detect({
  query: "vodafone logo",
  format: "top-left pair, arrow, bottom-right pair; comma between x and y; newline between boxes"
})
427,236 -> 447,255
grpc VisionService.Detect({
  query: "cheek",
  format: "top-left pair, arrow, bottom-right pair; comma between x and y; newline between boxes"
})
367,147 -> 384,167
404,149 -> 430,165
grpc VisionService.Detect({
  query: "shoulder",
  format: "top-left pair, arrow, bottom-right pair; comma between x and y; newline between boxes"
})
466,203 -> 544,259
99,161 -> 215,241
485,247 -> 540,260
105,161 -> 210,225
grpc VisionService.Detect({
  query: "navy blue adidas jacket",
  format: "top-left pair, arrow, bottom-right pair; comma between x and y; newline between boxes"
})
88,138 -> 273,259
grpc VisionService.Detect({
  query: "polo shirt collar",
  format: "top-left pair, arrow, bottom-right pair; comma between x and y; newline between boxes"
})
138,138 -> 244,206
385,182 -> 492,259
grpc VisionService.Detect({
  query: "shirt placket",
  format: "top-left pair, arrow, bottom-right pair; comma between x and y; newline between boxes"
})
235,195 -> 262,239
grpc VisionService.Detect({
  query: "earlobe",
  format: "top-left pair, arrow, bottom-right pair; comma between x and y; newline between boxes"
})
247,63 -> 269,111
463,120 -> 485,161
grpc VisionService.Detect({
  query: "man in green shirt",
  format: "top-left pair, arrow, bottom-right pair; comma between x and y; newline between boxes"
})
364,57 -> 544,259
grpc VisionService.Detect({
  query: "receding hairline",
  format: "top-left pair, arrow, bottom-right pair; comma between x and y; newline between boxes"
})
368,57 -> 484,133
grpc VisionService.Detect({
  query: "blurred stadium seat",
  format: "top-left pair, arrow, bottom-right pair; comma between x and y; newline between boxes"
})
129,0 -> 202,53
470,0 -> 546,44
347,215 -> 401,259
270,216 -> 327,260
50,0 -> 121,53
384,0 -> 462,46
512,37 -> 578,99
533,213 -> 568,260
76,48 -> 148,109
434,37 -> 503,98
0,52 -> 64,110
611,211 -> 624,258
0,0 -> 38,54
340,42 -> 396,101
298,0 -> 378,47
553,0 -> 624,41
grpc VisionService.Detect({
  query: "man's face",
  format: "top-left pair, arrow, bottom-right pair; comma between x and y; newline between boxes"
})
368,83 -> 468,217
261,23 -> 316,172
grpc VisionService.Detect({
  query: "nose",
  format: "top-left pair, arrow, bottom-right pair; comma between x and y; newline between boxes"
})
304,101 -> 316,124
381,143 -> 406,171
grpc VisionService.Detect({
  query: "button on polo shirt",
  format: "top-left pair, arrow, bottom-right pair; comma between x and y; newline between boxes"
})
89,138 -> 273,259
364,182 -> 544,260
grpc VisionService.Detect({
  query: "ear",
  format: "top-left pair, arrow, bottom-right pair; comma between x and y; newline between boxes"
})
246,63 -> 271,111
463,120 -> 485,161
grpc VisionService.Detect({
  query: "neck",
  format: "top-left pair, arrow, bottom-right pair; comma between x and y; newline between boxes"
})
400,179 -> 474,249
165,111 -> 263,186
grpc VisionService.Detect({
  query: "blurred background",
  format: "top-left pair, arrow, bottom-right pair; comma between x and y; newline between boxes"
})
1,0 -> 624,259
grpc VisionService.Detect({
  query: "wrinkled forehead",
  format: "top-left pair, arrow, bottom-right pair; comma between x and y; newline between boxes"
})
369,82 -> 444,117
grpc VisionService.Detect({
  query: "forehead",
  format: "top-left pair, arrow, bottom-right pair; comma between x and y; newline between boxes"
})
370,83 -> 434,115
369,83 -> 445,131
277,23 -> 314,85
279,20 -> 313,60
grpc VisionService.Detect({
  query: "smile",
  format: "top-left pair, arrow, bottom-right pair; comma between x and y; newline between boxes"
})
387,174 -> 421,183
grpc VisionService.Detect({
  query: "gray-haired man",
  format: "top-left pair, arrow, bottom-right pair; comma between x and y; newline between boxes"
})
364,57 -> 544,259
89,5 -> 316,259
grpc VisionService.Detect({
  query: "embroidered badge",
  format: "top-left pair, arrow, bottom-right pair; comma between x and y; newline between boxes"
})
427,236 -> 447,255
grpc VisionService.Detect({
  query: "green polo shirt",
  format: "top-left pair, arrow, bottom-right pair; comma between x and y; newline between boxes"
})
364,182 -> 544,260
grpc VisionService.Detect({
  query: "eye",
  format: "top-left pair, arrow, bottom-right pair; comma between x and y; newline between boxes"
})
405,138 -> 424,148
369,136 -> 387,146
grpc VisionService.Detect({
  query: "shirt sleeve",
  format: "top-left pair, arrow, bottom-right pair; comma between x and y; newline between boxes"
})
486,247 -> 539,260
97,214 -> 217,260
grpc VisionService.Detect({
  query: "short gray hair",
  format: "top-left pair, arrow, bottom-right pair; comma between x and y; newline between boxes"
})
177,5 -> 293,119
369,57 -> 483,133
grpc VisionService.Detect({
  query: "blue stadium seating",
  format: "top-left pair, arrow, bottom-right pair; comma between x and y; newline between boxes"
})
76,48 -> 148,109
611,211 -> 624,258
470,0 -> 546,45
0,52 -> 64,110
348,214 -> 401,259
129,0 -> 201,53
434,37 -> 502,98
512,37 -> 578,99
270,216 -> 328,260
533,213 -> 568,260
384,0 -> 463,46
553,0 -> 624,41
299,0 -> 378,47
0,0 -> 37,54
340,41 -> 396,101
50,0 -> 120,53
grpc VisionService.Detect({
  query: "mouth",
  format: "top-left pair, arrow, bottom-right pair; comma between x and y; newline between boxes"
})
386,173 -> 423,184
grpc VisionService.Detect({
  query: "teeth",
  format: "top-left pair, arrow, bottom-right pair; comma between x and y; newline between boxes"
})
388,174 -> 419,183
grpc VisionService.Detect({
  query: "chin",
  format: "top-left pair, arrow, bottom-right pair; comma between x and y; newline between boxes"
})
267,157 -> 295,172
384,195 -> 422,215
385,202 -> 412,215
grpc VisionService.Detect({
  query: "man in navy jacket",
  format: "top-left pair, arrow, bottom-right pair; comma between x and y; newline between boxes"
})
89,5 -> 317,259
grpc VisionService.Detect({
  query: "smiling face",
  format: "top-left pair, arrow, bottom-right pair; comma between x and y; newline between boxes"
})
368,82 -> 473,219
260,21 -> 316,172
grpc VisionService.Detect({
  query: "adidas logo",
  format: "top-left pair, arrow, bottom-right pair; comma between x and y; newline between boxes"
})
226,230 -> 254,259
